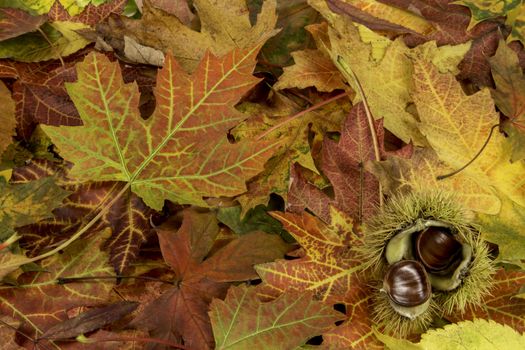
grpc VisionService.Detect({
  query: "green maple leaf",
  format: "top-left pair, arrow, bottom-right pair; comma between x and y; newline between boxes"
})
42,47 -> 280,210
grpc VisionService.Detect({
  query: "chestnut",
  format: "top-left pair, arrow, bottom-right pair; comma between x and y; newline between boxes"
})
382,260 -> 432,319
414,227 -> 463,275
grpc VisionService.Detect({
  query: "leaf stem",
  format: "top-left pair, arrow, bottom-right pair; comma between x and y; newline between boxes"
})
436,124 -> 500,180
84,335 -> 188,349
56,275 -> 174,285
336,55 -> 383,208
255,91 -> 349,141
4,183 -> 131,270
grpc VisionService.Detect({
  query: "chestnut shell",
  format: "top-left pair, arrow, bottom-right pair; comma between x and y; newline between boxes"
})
414,227 -> 463,274
383,260 -> 432,307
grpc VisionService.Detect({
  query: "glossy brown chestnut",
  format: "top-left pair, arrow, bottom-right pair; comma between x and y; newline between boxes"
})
414,227 -> 463,274
383,260 -> 431,307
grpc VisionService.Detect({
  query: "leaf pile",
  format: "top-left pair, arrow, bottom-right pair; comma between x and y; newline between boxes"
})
0,0 -> 524,349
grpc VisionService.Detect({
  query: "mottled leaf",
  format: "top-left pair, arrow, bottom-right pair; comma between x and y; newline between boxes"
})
0,7 -> 45,41
210,284 -> 344,350
0,316 -> 23,350
97,0 -> 279,72
0,176 -> 69,239
42,47 -> 280,211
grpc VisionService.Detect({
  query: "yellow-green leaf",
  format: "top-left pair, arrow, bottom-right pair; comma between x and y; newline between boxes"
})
375,319 -> 525,350
42,48 -> 279,210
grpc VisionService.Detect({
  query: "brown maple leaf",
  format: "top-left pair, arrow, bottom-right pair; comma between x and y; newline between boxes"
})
12,159 -> 155,275
130,208 -> 290,349
47,0 -> 127,26
0,7 -> 46,41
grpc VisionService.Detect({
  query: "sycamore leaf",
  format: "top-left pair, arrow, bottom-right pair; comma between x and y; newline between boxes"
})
0,7 -> 45,41
131,208 -> 289,349
233,91 -> 347,214
47,0 -> 126,26
256,209 -> 384,348
209,284 -> 344,350
12,159 -> 155,274
410,48 -> 525,209
445,268 -> 525,333
41,47 -> 280,211
0,176 -> 69,239
0,80 -> 16,155
98,0 -> 279,72
0,229 -> 115,342
489,39 -> 525,162
376,319 -> 525,350
0,21 -> 92,62
274,48 -> 346,92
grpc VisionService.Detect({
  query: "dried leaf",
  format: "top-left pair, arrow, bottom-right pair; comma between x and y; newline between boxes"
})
12,159 -> 155,274
41,47 -> 280,211
210,284 -> 344,349
41,301 -> 139,340
48,0 -> 126,25
274,48 -> 346,92
410,47 -> 525,209
376,319 -> 524,349
132,208 -> 289,349
0,80 -> 16,155
489,39 -> 525,162
98,0 -> 279,72
0,21 -> 92,62
0,7 -> 45,41
0,229 -> 115,341
0,316 -> 23,350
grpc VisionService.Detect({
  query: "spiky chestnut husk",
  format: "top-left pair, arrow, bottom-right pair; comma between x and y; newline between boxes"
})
358,191 -> 495,315
356,191 -> 474,278
371,281 -> 439,336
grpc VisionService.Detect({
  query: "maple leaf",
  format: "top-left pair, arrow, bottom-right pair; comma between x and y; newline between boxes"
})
0,229 -> 115,344
232,91 -> 348,214
0,80 -> 15,155
209,284 -> 344,349
12,159 -> 155,274
131,208 -> 289,349
0,7 -> 45,41
41,47 -> 280,211
445,268 -> 525,333
97,0 -> 279,72
288,102 -> 412,223
274,48 -> 346,92
411,48 -> 525,207
489,39 -> 525,162
0,54 -> 156,139
308,0 -> 426,145
255,209 -> 384,348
